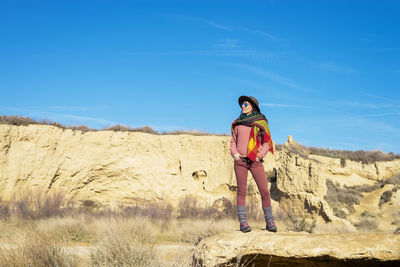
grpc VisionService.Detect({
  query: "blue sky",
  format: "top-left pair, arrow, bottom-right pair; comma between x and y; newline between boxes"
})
1,0 -> 400,152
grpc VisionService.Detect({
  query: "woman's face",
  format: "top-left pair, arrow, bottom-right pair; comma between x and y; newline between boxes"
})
241,101 -> 253,115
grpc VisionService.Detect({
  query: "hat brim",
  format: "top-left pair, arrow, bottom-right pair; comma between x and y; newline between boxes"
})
238,96 -> 260,113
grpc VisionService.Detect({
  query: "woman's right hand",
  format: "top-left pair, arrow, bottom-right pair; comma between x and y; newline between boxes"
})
233,153 -> 241,161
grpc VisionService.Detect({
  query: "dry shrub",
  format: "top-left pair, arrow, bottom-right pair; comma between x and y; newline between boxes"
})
0,232 -> 79,267
212,197 -> 236,219
361,210 -> 375,218
178,195 -> 226,220
354,218 -> 379,232
286,145 -> 310,159
91,221 -> 159,267
163,130 -> 228,136
384,174 -> 400,185
275,139 -> 400,163
0,115 -> 38,126
379,189 -> 396,207
0,198 -> 11,221
395,227 -> 400,234
14,190 -> 73,220
351,183 -> 382,193
287,214 -> 316,233
1,115 -> 227,136
309,147 -> 399,163
103,124 -> 159,134
176,218 -> 237,244
47,220 -> 96,243
120,202 -> 173,223
392,210 -> 400,226
324,180 -> 362,218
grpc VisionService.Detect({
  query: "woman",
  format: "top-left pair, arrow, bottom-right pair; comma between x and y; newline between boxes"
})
230,95 -> 277,233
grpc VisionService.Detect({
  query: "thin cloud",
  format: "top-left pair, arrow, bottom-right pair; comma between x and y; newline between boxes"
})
117,50 -> 279,59
168,15 -> 284,42
362,47 -> 400,52
236,26 -> 285,42
231,63 -> 310,92
260,103 -> 312,108
363,112 -> 400,118
361,92 -> 400,103
215,38 -> 240,49
318,63 -> 358,74
201,18 -> 230,30
167,15 -> 231,31
338,101 -> 380,109
338,100 -> 400,109
1,107 -> 117,127
49,106 -> 90,112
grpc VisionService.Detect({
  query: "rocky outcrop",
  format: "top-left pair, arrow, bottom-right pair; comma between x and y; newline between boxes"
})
193,231 -> 400,266
0,124 -> 236,207
0,124 -> 399,222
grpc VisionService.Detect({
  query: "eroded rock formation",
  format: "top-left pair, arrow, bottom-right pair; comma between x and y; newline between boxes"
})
193,231 -> 400,266
0,124 -> 399,223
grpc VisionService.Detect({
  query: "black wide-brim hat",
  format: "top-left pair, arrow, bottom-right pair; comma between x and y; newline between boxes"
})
238,95 -> 260,113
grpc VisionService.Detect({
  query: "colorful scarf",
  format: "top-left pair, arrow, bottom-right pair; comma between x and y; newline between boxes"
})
231,112 -> 274,162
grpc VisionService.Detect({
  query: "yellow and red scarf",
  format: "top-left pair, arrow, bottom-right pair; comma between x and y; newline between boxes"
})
231,113 -> 273,162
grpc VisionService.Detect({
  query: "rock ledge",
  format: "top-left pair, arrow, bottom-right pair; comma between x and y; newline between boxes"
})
193,231 -> 400,266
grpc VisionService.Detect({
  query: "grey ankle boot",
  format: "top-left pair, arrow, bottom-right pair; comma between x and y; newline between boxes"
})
237,206 -> 251,232
263,207 -> 277,232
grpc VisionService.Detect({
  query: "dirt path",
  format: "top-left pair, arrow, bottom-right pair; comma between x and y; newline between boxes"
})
350,184 -> 395,231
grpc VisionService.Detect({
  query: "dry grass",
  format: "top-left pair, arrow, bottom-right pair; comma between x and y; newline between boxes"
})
177,195 -> 236,221
0,231 -> 80,267
275,141 -> 400,163
90,219 -> 159,266
286,215 -> 316,233
0,190 -> 254,265
354,218 -> 380,232
0,114 -> 228,136
324,180 -> 362,218
2,187 -> 390,265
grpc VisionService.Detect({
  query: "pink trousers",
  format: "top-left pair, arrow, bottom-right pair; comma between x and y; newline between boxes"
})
234,159 -> 272,208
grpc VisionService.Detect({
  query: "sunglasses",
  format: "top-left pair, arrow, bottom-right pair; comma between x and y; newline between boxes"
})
241,102 -> 249,107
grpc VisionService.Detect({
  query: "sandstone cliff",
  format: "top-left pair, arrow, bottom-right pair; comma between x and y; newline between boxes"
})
1,124 -> 399,224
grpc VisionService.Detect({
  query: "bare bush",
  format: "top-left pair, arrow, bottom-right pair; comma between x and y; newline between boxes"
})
355,218 -> 379,232
50,221 -> 96,243
120,202 -> 173,223
163,130 -> 228,136
350,183 -> 382,193
178,195 -> 224,220
383,174 -> 400,186
1,115 -> 228,136
309,147 -> 399,163
287,215 -> 316,233
91,223 -> 158,267
361,210 -> 375,218
0,233 -> 79,267
0,115 -> 39,126
379,189 -> 395,207
13,190 -> 73,220
0,198 -> 11,221
275,139 -> 400,163
324,180 -> 362,218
